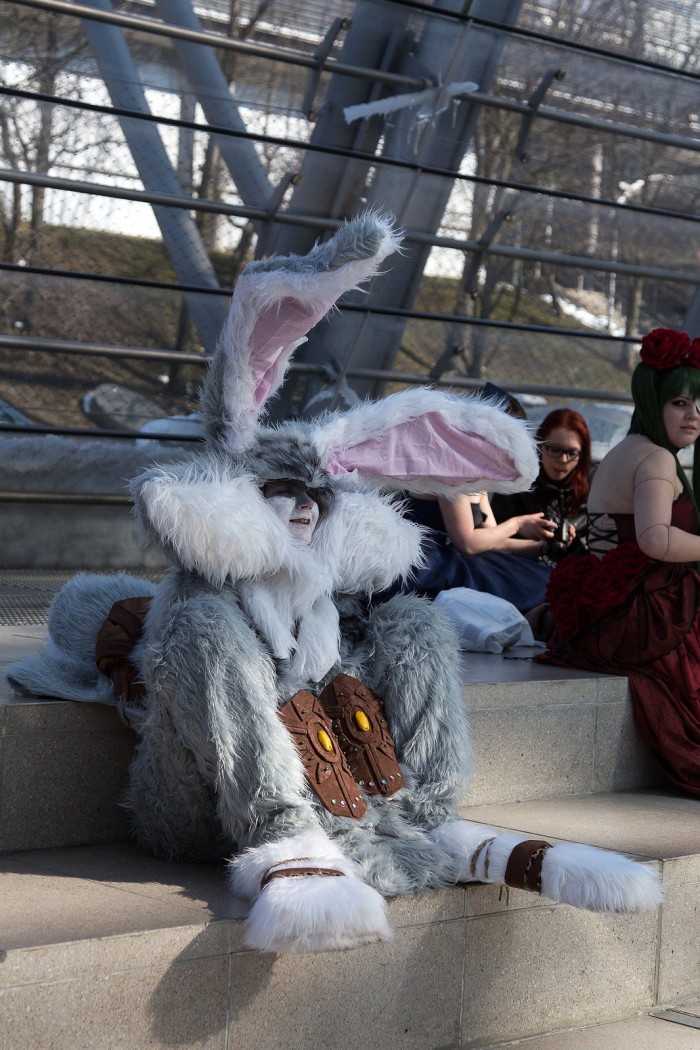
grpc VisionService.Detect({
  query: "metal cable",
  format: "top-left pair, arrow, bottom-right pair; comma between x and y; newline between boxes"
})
1,82 -> 698,226
0,490 -> 133,503
7,0 -> 699,86
4,0 -> 429,88
386,0 -> 700,83
1,168 -> 696,285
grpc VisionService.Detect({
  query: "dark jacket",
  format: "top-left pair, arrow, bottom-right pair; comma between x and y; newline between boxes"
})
491,471 -> 590,555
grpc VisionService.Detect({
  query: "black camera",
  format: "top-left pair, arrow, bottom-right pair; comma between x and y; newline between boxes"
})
546,517 -> 570,563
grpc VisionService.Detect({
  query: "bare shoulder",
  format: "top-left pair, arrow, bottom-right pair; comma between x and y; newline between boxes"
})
590,436 -> 674,511
604,435 -> 673,473
633,442 -> 677,483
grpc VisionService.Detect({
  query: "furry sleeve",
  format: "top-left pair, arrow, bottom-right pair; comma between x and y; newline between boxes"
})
132,456 -> 299,588
313,490 -> 424,594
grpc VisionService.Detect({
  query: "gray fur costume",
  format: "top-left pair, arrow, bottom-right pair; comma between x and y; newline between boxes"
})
7,214 -> 662,953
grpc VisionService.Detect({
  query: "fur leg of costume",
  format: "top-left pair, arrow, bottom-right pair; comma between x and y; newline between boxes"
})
127,572 -> 322,860
229,827 -> 392,953
335,595 -> 661,914
430,822 -> 663,912
314,591 -> 475,896
359,593 -> 473,829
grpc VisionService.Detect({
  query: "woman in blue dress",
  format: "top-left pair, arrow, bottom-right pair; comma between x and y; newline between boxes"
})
398,489 -> 555,612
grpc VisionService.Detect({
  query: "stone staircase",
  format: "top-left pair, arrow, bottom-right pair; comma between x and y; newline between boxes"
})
1,620 -> 699,1049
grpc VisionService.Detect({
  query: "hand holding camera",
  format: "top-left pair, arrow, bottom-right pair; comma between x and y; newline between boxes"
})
545,516 -> 571,563
516,512 -> 557,541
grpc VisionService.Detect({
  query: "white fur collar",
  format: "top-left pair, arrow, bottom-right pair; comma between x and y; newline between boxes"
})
240,580 -> 340,682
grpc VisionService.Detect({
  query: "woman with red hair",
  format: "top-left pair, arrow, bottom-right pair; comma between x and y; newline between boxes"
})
491,407 -> 592,559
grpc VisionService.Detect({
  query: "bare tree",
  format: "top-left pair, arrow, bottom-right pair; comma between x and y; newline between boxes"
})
0,8 -> 94,259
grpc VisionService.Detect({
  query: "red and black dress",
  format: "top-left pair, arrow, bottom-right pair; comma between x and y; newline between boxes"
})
540,492 -> 700,797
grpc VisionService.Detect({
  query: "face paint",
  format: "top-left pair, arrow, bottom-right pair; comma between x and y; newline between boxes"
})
262,479 -> 320,544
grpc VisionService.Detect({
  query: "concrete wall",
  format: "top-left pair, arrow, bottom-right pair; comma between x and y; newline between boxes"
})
0,435 -> 189,569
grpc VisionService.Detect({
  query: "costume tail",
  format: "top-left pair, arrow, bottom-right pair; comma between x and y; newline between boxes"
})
431,821 -> 663,913
5,571 -> 155,712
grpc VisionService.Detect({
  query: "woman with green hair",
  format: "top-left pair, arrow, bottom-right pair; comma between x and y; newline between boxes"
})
542,328 -> 700,797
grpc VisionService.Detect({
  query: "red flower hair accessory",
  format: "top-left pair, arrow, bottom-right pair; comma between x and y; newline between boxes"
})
640,328 -> 700,370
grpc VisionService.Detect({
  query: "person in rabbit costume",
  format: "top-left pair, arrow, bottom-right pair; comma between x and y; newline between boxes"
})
7,213 -> 662,954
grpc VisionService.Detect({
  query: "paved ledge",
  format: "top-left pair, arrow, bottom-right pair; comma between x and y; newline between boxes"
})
0,621 -> 668,849
1,800 -> 698,1050
475,1011 -> 700,1049
0,566 -> 623,690
0,623 -> 621,697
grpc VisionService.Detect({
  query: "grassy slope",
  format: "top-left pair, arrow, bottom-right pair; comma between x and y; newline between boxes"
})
1,226 -> 224,428
395,276 -> 632,398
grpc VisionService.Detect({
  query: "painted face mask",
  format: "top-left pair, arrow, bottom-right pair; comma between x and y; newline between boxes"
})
262,480 -> 320,545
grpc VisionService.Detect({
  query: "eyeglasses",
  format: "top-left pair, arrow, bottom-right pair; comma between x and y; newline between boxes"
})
541,443 -> 581,461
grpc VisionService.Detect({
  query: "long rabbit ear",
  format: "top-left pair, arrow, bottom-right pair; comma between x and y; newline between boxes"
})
201,212 -> 402,454
314,388 -> 539,496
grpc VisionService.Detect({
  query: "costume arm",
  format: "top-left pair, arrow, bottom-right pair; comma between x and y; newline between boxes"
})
634,447 -> 700,561
437,494 -> 549,556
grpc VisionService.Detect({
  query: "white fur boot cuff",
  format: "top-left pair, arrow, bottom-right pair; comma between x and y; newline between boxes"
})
228,828 -> 393,953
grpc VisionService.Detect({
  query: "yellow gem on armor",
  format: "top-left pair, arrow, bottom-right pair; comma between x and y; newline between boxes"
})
317,728 -> 334,752
354,709 -> 371,732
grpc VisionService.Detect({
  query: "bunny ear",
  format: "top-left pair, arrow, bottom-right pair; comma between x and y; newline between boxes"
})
201,212 -> 402,454
315,388 -> 539,496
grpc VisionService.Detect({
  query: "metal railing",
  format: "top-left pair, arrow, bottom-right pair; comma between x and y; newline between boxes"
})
10,0 -> 700,87
0,0 -> 694,447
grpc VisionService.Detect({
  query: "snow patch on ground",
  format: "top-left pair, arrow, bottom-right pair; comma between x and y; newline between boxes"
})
541,293 -> 626,337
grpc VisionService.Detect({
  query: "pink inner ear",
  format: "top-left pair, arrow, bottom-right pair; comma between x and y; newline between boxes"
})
250,297 -> 333,407
324,411 -> 520,486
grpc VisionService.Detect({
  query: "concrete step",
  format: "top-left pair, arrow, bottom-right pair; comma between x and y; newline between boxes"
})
0,625 -> 669,852
475,1007 -> 700,1049
0,435 -> 187,571
0,583 -> 694,1047
0,498 -> 168,570
1,793 -> 698,1050
0,625 -> 135,852
457,791 -> 700,1042
459,648 -> 666,805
